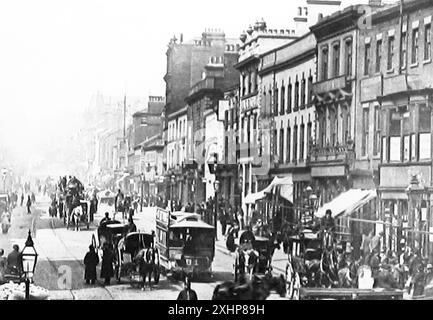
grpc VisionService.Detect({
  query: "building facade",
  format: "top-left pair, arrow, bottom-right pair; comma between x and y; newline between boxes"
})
259,31 -> 317,219
359,0 -> 433,257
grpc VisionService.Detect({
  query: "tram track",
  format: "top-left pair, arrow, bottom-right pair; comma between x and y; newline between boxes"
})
42,207 -> 115,300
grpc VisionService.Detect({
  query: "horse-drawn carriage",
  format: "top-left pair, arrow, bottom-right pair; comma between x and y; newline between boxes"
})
116,232 -> 160,287
284,228 -> 340,300
94,221 -> 160,287
233,233 -> 273,282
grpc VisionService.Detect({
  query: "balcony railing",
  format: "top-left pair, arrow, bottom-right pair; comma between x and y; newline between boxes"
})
313,75 -> 348,95
189,77 -> 216,96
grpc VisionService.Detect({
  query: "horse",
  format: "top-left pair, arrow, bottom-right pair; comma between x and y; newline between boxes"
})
71,205 -> 83,231
135,248 -> 158,290
212,274 -> 286,300
318,232 -> 339,288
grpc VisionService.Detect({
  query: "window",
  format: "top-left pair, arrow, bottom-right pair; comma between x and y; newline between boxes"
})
376,39 -> 382,73
364,43 -> 371,76
301,76 -> 306,107
411,133 -> 417,161
322,46 -> 329,81
273,129 -> 278,155
279,128 -> 284,163
287,83 -> 292,113
362,107 -> 369,156
293,125 -> 298,162
373,105 -> 380,156
300,123 -> 305,161
242,75 -> 247,96
224,110 -> 229,130
382,136 -> 387,162
401,31 -> 407,69
286,126 -> 291,163
254,69 -> 259,92
263,91 -> 267,114
387,36 -> 394,70
274,87 -> 279,115
294,80 -> 299,110
419,103 -> 431,159
412,28 -> 419,64
403,135 -> 410,162
308,75 -> 313,104
389,110 -> 401,162
307,122 -> 312,155
345,39 -> 353,76
333,43 -> 340,77
320,116 -> 326,147
425,24 -> 431,61
280,85 -> 285,115
248,72 -> 252,94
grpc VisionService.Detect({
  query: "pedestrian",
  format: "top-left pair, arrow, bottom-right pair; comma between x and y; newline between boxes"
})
0,249 -> 7,283
127,217 -> 137,234
425,264 -> 433,286
7,245 -> 22,274
100,212 -> 111,226
411,264 -> 426,297
177,276 -> 198,300
101,244 -> 114,285
361,231 -> 373,263
20,194 -> 24,207
83,245 -> 99,285
219,208 -> 227,236
1,211 -> 11,234
237,205 -> 244,231
369,231 -> 383,255
31,192 -> 36,204
26,196 -> 32,214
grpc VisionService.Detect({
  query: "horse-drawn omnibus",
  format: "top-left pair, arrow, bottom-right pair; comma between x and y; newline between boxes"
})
115,231 -> 160,287
155,209 -> 215,280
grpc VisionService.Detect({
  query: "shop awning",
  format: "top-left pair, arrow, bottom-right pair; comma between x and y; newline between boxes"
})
244,175 -> 293,204
315,189 -> 376,219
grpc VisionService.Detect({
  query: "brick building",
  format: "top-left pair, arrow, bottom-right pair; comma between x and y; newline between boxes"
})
359,0 -> 433,257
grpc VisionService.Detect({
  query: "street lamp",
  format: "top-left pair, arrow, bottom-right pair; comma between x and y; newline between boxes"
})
406,174 -> 425,252
214,180 -> 220,240
171,174 -> 176,211
21,230 -> 38,300
140,173 -> 145,211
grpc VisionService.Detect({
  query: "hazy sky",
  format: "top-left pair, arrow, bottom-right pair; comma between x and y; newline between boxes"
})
0,0 -> 370,171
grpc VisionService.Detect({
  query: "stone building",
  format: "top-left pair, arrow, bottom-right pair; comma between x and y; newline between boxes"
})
259,31 -> 317,220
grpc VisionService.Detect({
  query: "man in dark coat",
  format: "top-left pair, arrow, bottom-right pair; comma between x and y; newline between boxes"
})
374,264 -> 398,290
101,244 -> 114,285
7,245 -> 22,274
84,245 -> 99,284
20,193 -> 24,207
100,212 -> 111,226
177,277 -> 198,300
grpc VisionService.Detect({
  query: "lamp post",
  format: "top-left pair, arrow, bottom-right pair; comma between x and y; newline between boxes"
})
171,175 -> 176,211
21,230 -> 38,300
406,174 -> 424,252
214,180 -> 220,241
140,173 -> 144,212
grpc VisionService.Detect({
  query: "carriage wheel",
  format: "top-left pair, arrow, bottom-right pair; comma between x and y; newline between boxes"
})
116,250 -> 121,283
